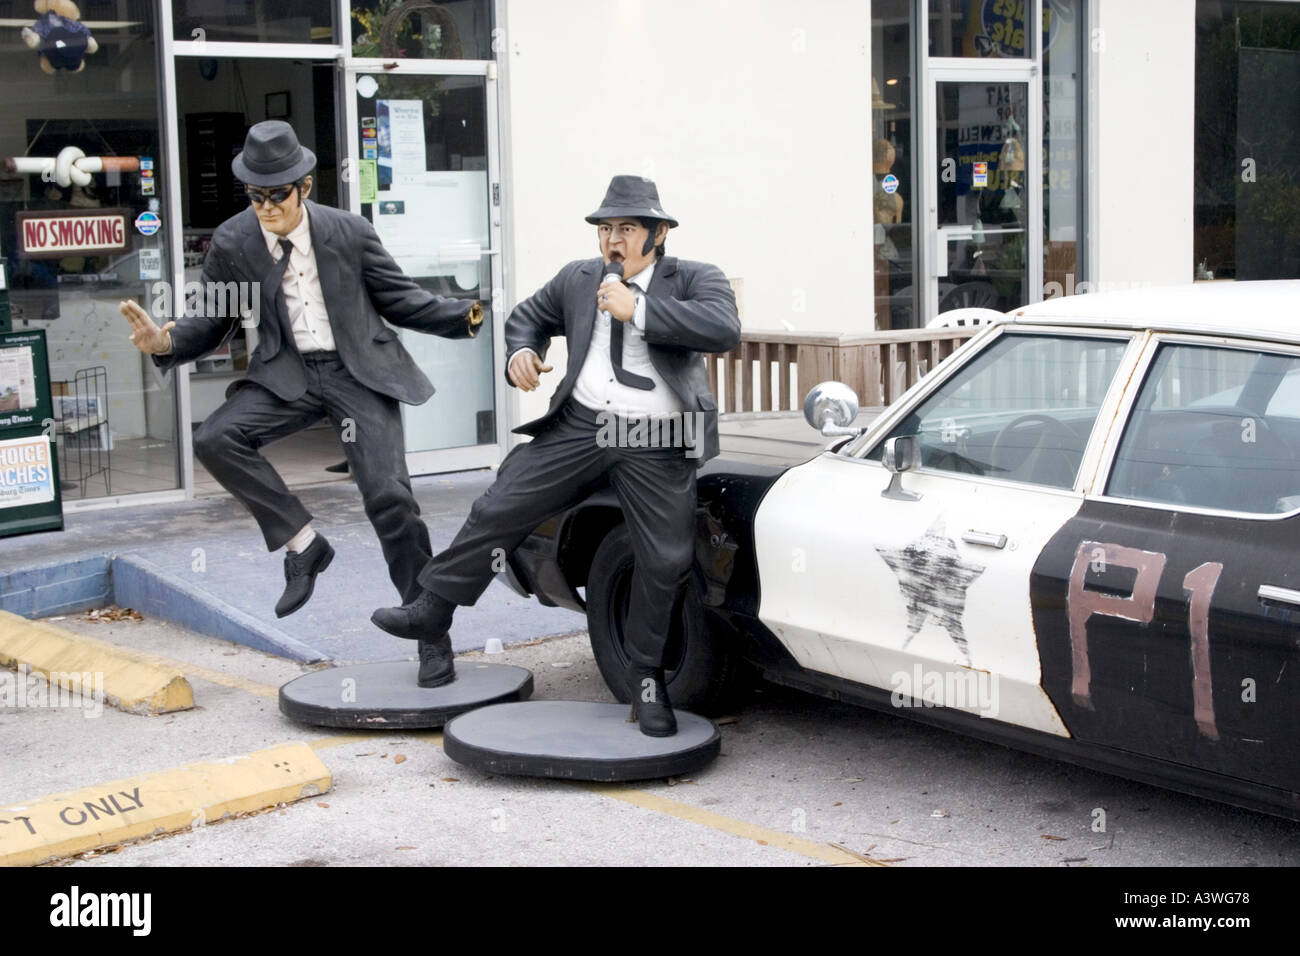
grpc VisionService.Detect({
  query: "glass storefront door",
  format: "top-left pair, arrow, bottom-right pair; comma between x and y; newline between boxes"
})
346,65 -> 504,475
924,63 -> 1042,321
932,79 -> 1031,316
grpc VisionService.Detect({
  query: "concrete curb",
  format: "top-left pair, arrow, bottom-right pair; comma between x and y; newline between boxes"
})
0,610 -> 193,715
0,555 -> 112,619
111,554 -> 325,664
0,742 -> 332,866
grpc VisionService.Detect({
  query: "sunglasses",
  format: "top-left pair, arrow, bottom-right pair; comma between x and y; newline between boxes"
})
245,184 -> 298,206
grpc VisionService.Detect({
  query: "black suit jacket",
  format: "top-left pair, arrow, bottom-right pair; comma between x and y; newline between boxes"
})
504,256 -> 740,465
155,200 -> 476,404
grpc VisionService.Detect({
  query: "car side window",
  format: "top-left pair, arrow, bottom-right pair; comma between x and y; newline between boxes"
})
864,333 -> 1130,489
1105,343 -> 1300,514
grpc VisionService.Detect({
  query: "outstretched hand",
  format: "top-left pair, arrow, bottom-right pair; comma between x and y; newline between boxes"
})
508,350 -> 552,391
119,299 -> 175,355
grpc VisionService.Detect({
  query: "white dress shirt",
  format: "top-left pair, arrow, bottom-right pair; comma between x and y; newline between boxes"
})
514,260 -> 685,418
261,207 -> 335,353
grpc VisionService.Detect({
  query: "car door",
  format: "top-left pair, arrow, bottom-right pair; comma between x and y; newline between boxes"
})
753,328 -> 1138,735
1030,335 -> 1300,796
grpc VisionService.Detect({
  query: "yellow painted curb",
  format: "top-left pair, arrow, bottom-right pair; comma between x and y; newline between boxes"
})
0,610 -> 192,715
0,742 -> 332,866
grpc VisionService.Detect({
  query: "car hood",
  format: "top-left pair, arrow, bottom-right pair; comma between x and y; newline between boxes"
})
714,409 -> 883,470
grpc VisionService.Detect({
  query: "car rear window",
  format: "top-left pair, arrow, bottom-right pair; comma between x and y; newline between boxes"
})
1106,343 -> 1300,514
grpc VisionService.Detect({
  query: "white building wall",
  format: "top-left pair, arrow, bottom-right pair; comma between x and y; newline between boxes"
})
500,0 -> 875,423
1090,0 -> 1195,290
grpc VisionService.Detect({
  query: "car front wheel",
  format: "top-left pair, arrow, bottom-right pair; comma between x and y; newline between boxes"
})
585,524 -> 745,715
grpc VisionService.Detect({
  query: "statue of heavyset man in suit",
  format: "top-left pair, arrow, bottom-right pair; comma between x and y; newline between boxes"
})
120,121 -> 482,686
373,175 -> 741,735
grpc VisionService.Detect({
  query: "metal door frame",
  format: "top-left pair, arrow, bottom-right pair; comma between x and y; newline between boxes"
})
918,2 -> 1044,323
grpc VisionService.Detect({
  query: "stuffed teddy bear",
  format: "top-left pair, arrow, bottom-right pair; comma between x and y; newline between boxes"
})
21,0 -> 98,74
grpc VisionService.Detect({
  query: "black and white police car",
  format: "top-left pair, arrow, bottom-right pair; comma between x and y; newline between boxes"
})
503,280 -> 1300,821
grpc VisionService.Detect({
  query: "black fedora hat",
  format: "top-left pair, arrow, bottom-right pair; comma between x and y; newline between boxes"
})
585,175 -> 679,228
231,120 -> 317,187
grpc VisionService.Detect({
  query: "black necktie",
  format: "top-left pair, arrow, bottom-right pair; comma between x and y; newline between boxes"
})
264,238 -> 297,352
609,282 -> 654,390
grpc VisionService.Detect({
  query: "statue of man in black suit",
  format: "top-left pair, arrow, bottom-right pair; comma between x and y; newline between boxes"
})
373,175 -> 741,735
120,121 -> 482,685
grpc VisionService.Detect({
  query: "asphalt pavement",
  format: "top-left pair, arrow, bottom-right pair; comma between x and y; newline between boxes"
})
4,612 -> 1298,867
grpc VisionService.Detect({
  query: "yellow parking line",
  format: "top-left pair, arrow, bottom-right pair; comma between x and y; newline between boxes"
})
308,731 -> 443,750
170,663 -> 280,699
586,785 -> 887,866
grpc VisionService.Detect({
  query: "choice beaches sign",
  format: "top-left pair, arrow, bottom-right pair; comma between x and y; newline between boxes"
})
0,435 -> 54,507
0,330 -> 61,537
15,208 -> 130,259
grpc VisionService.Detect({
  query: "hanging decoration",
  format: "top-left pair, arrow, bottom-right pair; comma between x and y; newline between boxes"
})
3,147 -> 140,188
20,0 -> 98,74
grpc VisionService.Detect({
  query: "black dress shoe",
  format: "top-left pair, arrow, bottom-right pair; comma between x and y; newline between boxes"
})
275,534 -> 334,618
417,632 -> 456,688
371,589 -> 456,641
324,460 -> 350,474
627,663 -> 677,737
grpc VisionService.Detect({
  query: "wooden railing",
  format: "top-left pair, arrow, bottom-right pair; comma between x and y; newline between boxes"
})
707,327 -> 982,413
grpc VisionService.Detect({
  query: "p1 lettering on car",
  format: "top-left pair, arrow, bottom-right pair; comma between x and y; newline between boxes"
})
1030,497 -> 1300,798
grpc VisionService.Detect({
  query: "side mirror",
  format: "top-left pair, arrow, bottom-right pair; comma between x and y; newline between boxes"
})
881,435 -> 922,501
803,381 -> 862,437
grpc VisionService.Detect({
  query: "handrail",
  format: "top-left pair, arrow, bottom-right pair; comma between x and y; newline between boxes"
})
707,327 -> 981,413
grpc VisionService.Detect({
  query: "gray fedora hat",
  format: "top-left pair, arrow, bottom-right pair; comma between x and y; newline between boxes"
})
585,175 -> 679,228
231,120 -> 316,187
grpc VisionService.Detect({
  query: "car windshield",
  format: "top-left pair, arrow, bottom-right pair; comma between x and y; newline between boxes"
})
857,331 -> 1131,490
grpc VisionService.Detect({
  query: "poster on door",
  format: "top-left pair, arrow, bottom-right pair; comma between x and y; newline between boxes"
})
376,99 -> 427,188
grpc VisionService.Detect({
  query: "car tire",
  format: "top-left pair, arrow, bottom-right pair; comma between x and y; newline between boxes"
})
585,524 -> 746,716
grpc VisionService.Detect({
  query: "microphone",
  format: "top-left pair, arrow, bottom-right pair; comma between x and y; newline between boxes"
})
601,260 -> 624,322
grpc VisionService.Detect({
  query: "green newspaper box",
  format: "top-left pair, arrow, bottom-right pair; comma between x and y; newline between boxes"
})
0,328 -> 62,536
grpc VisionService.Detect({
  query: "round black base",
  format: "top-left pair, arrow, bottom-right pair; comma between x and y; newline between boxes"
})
443,700 -> 721,781
278,662 -> 534,730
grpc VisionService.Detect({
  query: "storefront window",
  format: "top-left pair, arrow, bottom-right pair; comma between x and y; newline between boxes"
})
2,1 -> 179,501
1194,1 -> 1300,280
172,1 -> 336,45
930,0 -> 1032,58
1043,0 -> 1082,297
873,0 -> 916,328
351,0 -> 495,59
